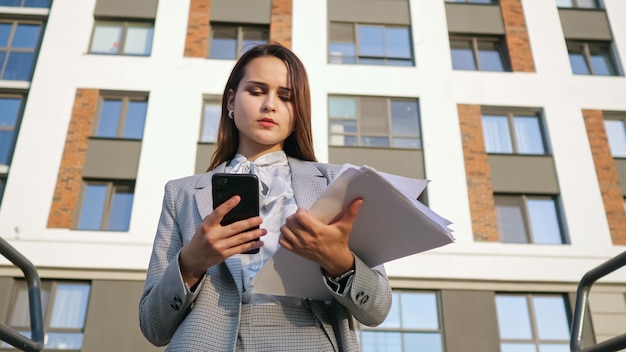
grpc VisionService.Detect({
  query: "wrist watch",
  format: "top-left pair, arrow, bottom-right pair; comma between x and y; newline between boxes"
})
325,269 -> 355,294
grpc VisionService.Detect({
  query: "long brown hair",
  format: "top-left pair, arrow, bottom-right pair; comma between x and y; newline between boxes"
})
208,43 -> 316,170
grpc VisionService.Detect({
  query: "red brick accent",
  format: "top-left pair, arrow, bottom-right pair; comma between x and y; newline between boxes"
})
500,0 -> 535,72
47,89 -> 99,228
583,109 -> 626,244
184,0 -> 211,58
458,104 -> 499,241
270,0 -> 292,49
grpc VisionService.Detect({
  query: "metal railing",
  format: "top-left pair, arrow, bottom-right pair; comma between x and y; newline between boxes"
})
0,237 -> 44,352
571,251 -> 626,352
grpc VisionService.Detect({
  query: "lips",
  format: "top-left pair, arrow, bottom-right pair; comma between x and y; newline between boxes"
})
258,118 -> 276,127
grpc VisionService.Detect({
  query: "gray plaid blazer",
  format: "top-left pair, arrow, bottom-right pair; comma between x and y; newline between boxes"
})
139,157 -> 392,351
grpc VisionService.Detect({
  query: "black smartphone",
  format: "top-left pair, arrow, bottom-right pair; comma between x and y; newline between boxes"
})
212,173 -> 260,254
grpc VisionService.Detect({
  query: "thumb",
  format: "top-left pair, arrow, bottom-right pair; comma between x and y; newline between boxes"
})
336,198 -> 363,225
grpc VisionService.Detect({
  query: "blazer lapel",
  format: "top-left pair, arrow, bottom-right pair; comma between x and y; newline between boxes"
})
193,163 -> 244,296
288,158 -> 329,209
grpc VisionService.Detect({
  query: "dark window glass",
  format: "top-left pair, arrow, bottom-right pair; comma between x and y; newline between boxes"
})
451,36 -> 508,71
210,26 -> 237,59
77,181 -> 135,231
12,23 -> 41,48
450,40 -> 476,70
209,24 -> 268,59
0,96 -> 22,164
494,195 -> 565,244
604,118 -> 626,157
567,41 -> 618,76
0,21 -> 42,81
124,100 -> 148,139
108,187 -> 134,231
477,40 -> 505,71
482,112 -> 546,155
97,99 -> 122,138
90,22 -> 153,56
0,0 -> 50,7
78,184 -> 107,230
0,23 -> 10,46
200,101 -> 220,143
95,96 -> 148,139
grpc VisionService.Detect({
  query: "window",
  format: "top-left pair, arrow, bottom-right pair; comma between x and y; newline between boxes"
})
495,293 -> 571,352
445,0 -> 497,3
76,180 -> 134,231
93,95 -> 148,139
0,20 -> 43,81
358,291 -> 444,352
494,195 -> 566,244
0,176 -> 5,204
200,100 -> 220,143
567,41 -> 618,76
2,280 -> 91,350
89,21 -> 154,56
482,111 -> 547,154
603,116 -> 626,157
450,35 -> 509,71
0,0 -> 50,7
208,23 -> 268,59
556,0 -> 600,8
0,95 -> 23,165
329,96 -> 421,149
329,22 -> 413,66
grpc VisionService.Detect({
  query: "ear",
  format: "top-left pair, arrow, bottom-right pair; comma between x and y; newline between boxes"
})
226,89 -> 235,111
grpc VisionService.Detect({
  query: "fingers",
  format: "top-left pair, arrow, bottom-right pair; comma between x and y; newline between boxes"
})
336,198 -> 363,226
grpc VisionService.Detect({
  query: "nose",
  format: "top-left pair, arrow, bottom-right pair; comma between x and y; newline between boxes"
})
261,93 -> 277,113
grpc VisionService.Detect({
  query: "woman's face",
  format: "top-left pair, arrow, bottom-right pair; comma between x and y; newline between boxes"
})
227,56 -> 295,161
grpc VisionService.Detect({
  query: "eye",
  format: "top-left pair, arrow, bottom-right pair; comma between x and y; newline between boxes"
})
247,86 -> 264,95
279,94 -> 292,102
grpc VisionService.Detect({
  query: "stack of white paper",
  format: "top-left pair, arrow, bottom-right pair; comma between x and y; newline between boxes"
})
251,165 -> 455,300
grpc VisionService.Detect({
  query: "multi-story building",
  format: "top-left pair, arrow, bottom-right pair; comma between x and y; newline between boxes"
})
1,0 -> 625,350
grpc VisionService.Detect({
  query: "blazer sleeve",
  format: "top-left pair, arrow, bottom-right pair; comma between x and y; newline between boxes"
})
138,180 -> 204,346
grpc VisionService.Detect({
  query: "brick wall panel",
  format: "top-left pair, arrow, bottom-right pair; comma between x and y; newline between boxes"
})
184,0 -> 211,58
500,0 -> 535,72
270,0 -> 292,48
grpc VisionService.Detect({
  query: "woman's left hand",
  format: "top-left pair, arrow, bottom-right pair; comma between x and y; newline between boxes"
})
279,198 -> 363,277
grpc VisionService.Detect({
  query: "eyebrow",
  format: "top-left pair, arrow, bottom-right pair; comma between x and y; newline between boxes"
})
244,80 -> 291,92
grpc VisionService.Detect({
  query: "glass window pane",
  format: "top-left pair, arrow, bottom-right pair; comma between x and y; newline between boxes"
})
0,23 -> 11,47
393,137 -> 420,148
451,41 -> 476,70
201,102 -> 220,143
496,295 -> 533,339
604,120 -> 626,157
401,293 -> 439,329
533,296 -> 570,340
590,51 -> 615,76
361,331 -> 402,352
330,135 -> 357,146
404,333 -> 443,352
108,188 -> 133,231
45,332 -> 84,350
556,0 -> 574,7
24,0 -> 51,8
330,120 -> 357,134
0,97 -> 21,126
361,136 -> 389,147
12,23 -> 41,48
123,24 -> 153,56
379,292 -> 401,328
123,100 -> 147,139
97,100 -> 122,137
569,53 -> 589,75
391,100 -> 419,136
9,285 -> 51,327
329,97 -> 357,119
496,203 -> 528,243
482,115 -> 513,153
478,48 -> 505,71
242,27 -> 268,54
527,199 -> 562,244
502,343 -> 538,352
90,24 -> 122,54
210,26 -> 237,59
78,184 -> 107,230
329,23 -> 356,64
0,130 -> 14,164
360,98 -> 389,135
385,27 -> 411,59
539,344 -> 570,352
50,284 -> 90,329
4,52 -> 35,80
514,116 -> 545,154
576,0 -> 598,8
0,0 -> 20,6
358,25 -> 385,57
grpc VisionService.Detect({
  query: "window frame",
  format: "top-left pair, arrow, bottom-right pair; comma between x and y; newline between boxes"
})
567,40 -> 619,76
494,194 -> 567,244
88,20 -> 154,56
603,112 -> 626,158
199,97 -> 221,143
481,108 -> 549,155
449,35 -> 510,72
356,290 -> 445,352
328,95 -> 422,149
556,0 -> 601,9
2,280 -> 91,351
0,19 -> 44,81
445,0 -> 499,3
74,179 -> 135,231
328,22 -> 414,66
92,93 -> 148,140
0,94 -> 25,165
207,22 -> 269,60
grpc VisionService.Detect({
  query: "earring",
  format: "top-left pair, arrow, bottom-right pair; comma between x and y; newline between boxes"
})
228,110 -> 234,119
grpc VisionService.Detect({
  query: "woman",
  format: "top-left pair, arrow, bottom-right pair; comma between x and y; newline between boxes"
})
139,43 -> 392,351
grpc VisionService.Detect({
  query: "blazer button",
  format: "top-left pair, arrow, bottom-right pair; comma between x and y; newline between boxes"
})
355,291 -> 369,305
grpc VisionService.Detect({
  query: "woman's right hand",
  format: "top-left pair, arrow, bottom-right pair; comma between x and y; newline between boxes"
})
178,195 -> 266,287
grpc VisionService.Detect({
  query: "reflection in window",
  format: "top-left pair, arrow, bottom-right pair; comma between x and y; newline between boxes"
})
567,41 -> 618,76
556,0 -> 600,8
200,100 -> 220,143
482,111 -> 547,155
209,24 -> 268,60
0,0 -> 51,7
0,21 -> 42,81
94,96 -> 148,139
329,96 -> 421,149
90,21 -> 154,56
358,291 -> 444,352
0,95 -> 23,165
3,281 -> 91,350
450,36 -> 508,72
604,118 -> 626,157
77,181 -> 134,231
496,294 -> 570,352
329,22 -> 413,66
495,195 -> 566,244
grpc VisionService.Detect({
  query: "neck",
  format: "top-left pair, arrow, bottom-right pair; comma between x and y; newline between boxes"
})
237,146 -> 284,162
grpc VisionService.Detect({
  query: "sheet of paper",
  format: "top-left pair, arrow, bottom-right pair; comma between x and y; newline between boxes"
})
251,166 -> 454,300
